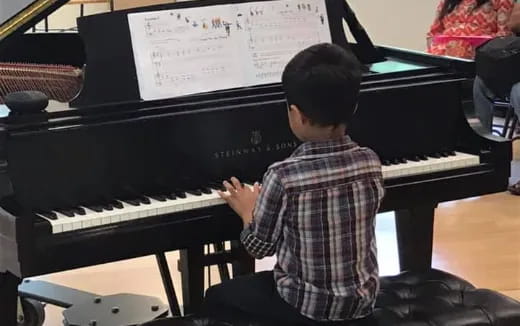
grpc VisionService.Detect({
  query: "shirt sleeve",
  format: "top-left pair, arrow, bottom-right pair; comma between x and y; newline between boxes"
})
240,169 -> 285,259
494,0 -> 515,36
427,1 -> 446,38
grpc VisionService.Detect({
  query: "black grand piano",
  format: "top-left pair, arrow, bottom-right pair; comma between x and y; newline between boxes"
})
0,0 -> 512,325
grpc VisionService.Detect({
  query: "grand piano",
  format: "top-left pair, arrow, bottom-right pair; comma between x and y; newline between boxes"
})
0,0 -> 512,325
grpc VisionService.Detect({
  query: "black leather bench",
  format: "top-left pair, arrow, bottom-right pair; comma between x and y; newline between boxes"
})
141,269 -> 520,326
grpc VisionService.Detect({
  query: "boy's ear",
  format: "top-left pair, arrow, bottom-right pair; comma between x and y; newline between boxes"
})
291,105 -> 310,125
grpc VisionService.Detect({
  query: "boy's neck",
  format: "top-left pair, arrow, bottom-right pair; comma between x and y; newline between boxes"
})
301,124 -> 346,142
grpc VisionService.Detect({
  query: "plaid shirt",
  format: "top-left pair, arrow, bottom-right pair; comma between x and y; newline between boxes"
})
240,135 -> 384,321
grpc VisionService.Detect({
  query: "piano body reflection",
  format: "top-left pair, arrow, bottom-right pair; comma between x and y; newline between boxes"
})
0,0 -> 511,325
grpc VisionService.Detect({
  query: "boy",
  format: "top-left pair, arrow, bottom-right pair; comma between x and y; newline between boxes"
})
201,43 -> 385,325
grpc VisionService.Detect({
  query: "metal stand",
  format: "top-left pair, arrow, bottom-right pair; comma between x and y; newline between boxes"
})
155,253 -> 181,316
178,241 -> 255,314
18,280 -> 168,326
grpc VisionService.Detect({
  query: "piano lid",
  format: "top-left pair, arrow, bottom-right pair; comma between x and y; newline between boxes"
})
0,0 -> 70,44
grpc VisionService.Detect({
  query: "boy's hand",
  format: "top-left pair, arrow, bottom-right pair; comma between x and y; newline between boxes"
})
218,177 -> 261,227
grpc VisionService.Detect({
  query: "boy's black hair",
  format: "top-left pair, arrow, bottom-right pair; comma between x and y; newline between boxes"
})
281,43 -> 362,126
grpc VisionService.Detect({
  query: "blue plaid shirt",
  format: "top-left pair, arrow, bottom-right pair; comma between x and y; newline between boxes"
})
240,135 -> 384,321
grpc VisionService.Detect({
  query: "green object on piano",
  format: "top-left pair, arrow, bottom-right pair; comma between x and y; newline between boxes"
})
370,60 -> 427,74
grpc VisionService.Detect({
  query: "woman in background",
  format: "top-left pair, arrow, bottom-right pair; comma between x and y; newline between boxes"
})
427,0 -> 514,59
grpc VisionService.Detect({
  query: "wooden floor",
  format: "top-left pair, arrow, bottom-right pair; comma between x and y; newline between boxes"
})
36,141 -> 520,325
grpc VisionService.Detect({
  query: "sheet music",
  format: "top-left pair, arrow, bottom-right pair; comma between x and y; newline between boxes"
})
128,0 -> 331,100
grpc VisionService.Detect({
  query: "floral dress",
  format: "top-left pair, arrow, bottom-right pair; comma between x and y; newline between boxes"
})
427,0 -> 514,59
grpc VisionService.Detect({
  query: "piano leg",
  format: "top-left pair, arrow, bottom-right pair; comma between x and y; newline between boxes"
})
395,204 -> 437,272
179,245 -> 205,315
0,272 -> 21,326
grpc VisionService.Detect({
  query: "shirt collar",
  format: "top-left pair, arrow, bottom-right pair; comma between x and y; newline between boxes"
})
291,135 -> 358,158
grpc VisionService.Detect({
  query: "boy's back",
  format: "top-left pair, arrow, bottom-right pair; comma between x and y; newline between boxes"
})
243,135 -> 384,321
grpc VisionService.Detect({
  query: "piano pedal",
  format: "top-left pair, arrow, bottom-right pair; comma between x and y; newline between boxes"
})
18,280 -> 168,326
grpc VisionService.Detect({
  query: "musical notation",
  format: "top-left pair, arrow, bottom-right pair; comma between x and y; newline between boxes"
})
128,0 -> 331,100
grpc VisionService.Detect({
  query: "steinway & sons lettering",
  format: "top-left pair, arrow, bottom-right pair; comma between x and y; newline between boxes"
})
213,141 -> 298,159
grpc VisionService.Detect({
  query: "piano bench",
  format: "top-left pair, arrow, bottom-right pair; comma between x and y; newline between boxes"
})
140,269 -> 520,326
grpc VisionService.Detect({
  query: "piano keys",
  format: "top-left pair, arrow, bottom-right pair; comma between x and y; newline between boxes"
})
35,149 -> 482,235
37,183 -> 251,234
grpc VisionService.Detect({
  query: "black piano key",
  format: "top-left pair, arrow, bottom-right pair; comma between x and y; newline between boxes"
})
448,151 -> 457,156
382,160 -> 391,166
208,182 -> 226,191
103,204 -> 114,211
88,205 -> 104,213
201,187 -> 212,195
186,189 -> 202,196
440,152 -> 450,157
91,198 -> 115,211
138,196 -> 151,205
38,211 -> 57,220
399,158 -> 407,164
110,200 -> 124,209
124,199 -> 141,206
392,159 -> 401,165
409,156 -> 421,162
150,194 -> 168,202
244,179 -> 258,185
174,191 -> 187,199
58,209 -> 75,218
429,153 -> 441,159
73,207 -> 86,216
419,155 -> 429,161
166,193 -> 177,200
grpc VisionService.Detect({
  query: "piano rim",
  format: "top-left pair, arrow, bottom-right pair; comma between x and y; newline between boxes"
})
4,74 -> 471,134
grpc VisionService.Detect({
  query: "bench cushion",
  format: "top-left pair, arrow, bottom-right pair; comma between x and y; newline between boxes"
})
142,269 -> 520,326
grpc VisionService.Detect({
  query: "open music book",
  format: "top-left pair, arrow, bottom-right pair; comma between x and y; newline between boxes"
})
128,0 -> 332,100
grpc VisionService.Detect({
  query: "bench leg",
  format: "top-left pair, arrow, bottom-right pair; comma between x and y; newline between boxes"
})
0,272 -> 21,326
395,204 -> 437,272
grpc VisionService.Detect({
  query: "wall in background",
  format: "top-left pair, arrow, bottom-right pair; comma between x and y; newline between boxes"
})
34,2 -> 110,31
348,0 -> 438,51
38,0 -> 440,51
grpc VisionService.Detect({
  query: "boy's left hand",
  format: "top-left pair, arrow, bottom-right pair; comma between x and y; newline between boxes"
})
218,177 -> 261,227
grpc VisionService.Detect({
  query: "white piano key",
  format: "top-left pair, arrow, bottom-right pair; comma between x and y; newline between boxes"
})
37,213 -> 63,234
382,152 -> 480,179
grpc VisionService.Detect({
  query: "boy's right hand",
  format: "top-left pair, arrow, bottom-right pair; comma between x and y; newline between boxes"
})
218,177 -> 261,227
